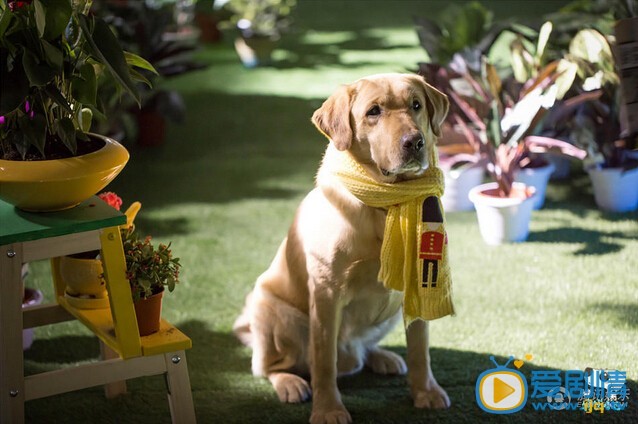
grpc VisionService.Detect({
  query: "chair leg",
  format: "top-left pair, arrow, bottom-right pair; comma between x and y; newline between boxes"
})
99,341 -> 127,398
164,350 -> 196,424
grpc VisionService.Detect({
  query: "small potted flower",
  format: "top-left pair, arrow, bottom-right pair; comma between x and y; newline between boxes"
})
58,191 -> 181,334
122,227 -> 181,336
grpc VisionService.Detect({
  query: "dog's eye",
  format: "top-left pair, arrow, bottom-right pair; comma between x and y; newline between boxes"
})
412,100 -> 422,111
366,105 -> 381,116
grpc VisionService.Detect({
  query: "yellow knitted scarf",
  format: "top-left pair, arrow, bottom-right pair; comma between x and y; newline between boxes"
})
321,146 -> 454,325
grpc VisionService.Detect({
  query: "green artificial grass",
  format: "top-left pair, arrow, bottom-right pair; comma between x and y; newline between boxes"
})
22,1 -> 637,423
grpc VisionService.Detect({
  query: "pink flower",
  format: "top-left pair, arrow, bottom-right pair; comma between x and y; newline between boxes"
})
98,192 -> 123,210
0,116 -> 4,125
25,101 -> 34,118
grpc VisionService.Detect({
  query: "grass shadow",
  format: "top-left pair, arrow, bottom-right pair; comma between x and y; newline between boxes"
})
272,28 -> 415,70
109,92 -> 324,210
527,227 -> 632,255
587,303 -> 638,329
21,323 -> 638,423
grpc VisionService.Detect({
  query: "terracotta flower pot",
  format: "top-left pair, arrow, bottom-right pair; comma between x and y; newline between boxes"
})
134,290 -> 164,336
468,182 -> 536,245
0,134 -> 129,212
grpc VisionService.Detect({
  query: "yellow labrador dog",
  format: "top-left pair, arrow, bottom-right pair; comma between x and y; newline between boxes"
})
234,73 -> 450,424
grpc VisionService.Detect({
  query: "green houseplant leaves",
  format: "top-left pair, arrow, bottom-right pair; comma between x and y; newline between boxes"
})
0,0 -> 156,159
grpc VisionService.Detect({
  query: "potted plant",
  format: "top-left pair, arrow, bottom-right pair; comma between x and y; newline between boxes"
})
538,27 -> 638,212
57,191 -> 181,335
0,0 -> 155,211
122,226 -> 181,336
444,56 -> 586,244
215,0 -> 296,67
91,0 -> 205,147
415,6 -> 569,211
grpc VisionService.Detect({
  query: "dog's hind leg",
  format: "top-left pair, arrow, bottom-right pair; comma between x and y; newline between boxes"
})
246,288 -> 312,403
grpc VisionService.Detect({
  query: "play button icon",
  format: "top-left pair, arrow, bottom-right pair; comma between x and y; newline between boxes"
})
476,370 -> 528,413
493,377 -> 515,403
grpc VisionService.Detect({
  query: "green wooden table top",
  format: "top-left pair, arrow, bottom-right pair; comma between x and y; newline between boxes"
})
0,197 -> 126,245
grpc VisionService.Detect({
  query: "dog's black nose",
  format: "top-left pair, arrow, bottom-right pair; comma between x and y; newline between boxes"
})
401,132 -> 424,152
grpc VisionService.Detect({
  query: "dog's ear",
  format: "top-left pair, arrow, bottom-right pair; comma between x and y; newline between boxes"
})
311,85 -> 353,151
414,76 -> 449,138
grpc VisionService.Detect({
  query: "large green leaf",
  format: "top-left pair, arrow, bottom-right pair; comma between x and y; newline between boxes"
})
56,117 -> 77,154
22,49 -> 56,86
72,63 -> 97,105
35,0 -> 72,41
78,14 -> 140,105
20,114 -> 47,157
41,39 -> 63,69
34,0 -> 46,38
0,6 -> 14,39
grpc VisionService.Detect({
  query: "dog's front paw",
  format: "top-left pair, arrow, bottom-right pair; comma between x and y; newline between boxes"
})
309,405 -> 352,424
365,348 -> 407,375
269,373 -> 312,403
412,383 -> 450,409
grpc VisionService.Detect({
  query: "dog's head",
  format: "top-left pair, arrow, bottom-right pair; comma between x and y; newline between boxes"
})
312,73 -> 449,182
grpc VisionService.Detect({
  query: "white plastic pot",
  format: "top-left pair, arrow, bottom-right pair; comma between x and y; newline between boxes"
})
515,161 -> 555,210
587,166 -> 638,212
468,182 -> 536,245
442,165 -> 484,212
544,152 -> 572,180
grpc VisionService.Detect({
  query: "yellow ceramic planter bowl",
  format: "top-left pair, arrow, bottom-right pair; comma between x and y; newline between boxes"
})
0,134 -> 129,212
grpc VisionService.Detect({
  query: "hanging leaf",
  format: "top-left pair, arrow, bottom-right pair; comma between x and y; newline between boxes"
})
35,0 -> 73,41
78,14 -> 141,105
124,51 -> 158,75
72,63 -> 97,105
34,0 -> 46,38
20,114 -> 47,158
0,7 -> 13,39
41,39 -> 63,69
510,40 -> 528,83
22,50 -> 56,86
555,59 -> 578,100
56,117 -> 77,154
536,21 -> 553,64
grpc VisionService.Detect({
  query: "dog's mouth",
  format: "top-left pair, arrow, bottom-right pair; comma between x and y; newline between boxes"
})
380,158 -> 429,178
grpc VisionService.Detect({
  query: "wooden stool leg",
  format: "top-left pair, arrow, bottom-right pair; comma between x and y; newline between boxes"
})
164,351 -> 196,424
0,243 -> 25,424
99,341 -> 127,398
